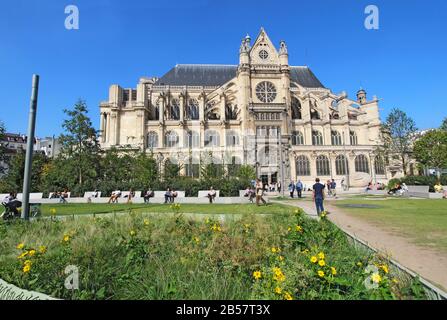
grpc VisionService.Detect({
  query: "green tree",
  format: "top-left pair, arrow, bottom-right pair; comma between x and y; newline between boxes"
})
1,150 -> 48,193
236,164 -> 256,180
413,130 -> 447,179
440,117 -> 447,131
383,108 -> 418,175
58,100 -> 101,191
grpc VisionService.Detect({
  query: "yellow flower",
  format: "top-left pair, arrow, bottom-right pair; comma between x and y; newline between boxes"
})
392,278 -> 399,284
272,267 -> 285,282
211,224 -> 221,232
271,247 -> 280,253
310,256 -> 318,263
357,262 -> 363,267
287,227 -> 292,232
24,260 -> 32,267
278,255 -> 285,262
274,287 -> 282,294
28,249 -> 36,257
63,234 -> 70,242
23,264 -> 31,273
38,246 -> 47,254
371,273 -> 382,284
331,267 -> 337,275
295,225 -> 303,232
318,260 -> 326,267
317,252 -> 325,260
205,218 -> 210,224
380,265 -> 389,274
17,252 -> 28,259
16,242 -> 25,250
317,270 -> 325,278
301,249 -> 309,254
50,208 -> 56,215
143,219 -> 150,226
253,271 -> 262,280
130,230 -> 136,236
193,236 -> 200,244
284,292 -> 293,300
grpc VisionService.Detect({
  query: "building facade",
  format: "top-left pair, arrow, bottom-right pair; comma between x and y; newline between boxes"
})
99,29 -> 390,187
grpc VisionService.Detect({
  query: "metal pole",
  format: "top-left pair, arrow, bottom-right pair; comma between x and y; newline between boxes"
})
22,74 -> 40,220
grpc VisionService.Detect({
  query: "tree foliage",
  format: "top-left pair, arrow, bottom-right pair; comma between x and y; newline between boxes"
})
440,117 -> 447,131
383,108 -> 418,175
0,120 -> 7,174
413,129 -> 447,175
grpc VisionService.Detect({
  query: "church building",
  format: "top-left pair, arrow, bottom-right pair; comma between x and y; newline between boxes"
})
99,28 -> 390,187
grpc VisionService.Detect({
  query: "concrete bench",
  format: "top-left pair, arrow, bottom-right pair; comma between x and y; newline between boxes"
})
153,191 -> 185,198
84,191 -> 102,199
0,193 -> 9,201
406,185 -> 430,198
198,190 -> 220,198
16,193 -> 43,200
48,192 -> 71,199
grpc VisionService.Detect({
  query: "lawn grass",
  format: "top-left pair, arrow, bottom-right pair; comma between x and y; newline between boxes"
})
40,203 -> 291,216
334,199 -> 447,252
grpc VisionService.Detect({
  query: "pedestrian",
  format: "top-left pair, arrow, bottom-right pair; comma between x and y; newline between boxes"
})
207,187 -> 217,203
288,181 -> 295,198
330,179 -> 337,197
295,180 -> 303,198
313,178 -> 326,216
326,180 -> 332,197
164,188 -> 172,204
256,179 -> 267,206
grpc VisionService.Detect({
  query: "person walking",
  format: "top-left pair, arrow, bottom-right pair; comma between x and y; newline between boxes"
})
313,178 -> 326,216
330,179 -> 337,198
288,181 -> 295,198
295,180 -> 303,198
255,179 -> 267,206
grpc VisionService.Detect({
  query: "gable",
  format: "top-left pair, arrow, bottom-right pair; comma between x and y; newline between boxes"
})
249,28 -> 279,64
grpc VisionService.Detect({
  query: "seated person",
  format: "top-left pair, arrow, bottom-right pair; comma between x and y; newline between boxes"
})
164,188 -> 172,204
207,187 -> 217,204
434,182 -> 444,193
171,189 -> 178,203
60,189 -> 69,203
1,193 -> 21,219
144,189 -> 154,203
126,189 -> 135,204
387,184 -> 401,195
108,190 -> 121,203
92,189 -> 99,198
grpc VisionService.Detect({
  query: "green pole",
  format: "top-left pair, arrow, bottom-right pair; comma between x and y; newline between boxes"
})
22,74 -> 40,220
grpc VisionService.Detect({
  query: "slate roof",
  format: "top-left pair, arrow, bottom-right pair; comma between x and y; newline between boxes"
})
155,64 -> 325,88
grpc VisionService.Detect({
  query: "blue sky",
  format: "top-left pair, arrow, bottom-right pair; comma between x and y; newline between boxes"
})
0,0 -> 446,137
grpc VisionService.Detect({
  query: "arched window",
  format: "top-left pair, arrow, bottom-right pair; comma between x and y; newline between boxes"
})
355,155 -> 370,173
185,131 -> 200,148
350,131 -> 358,145
375,156 -> 385,175
165,131 -> 179,148
296,155 -> 310,176
335,155 -> 348,176
185,158 -> 200,178
292,131 -> 304,145
291,98 -> 302,120
205,130 -> 220,147
186,98 -> 199,120
226,130 -> 239,147
147,131 -> 158,148
312,130 -> 323,146
225,104 -> 238,120
316,155 -> 330,176
169,99 -> 180,120
331,131 -> 342,146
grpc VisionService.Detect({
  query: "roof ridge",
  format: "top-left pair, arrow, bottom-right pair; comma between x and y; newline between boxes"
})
175,64 -> 238,67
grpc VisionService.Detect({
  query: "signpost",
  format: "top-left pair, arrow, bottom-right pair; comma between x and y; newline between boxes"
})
21,74 -> 40,220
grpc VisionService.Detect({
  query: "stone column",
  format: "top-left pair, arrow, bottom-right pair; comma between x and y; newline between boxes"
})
100,113 -> 105,143
106,113 -> 111,143
159,95 -> 165,123
179,91 -> 185,122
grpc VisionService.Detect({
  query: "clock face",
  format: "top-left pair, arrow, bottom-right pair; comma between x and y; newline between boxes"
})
259,49 -> 269,60
256,81 -> 277,103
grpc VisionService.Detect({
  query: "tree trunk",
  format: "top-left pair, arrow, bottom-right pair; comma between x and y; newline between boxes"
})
401,155 -> 407,176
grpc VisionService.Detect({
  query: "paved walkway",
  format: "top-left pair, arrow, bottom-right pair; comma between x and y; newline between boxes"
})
273,198 -> 447,291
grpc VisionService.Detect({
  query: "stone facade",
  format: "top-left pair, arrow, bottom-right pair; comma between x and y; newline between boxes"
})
99,28 -> 391,187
